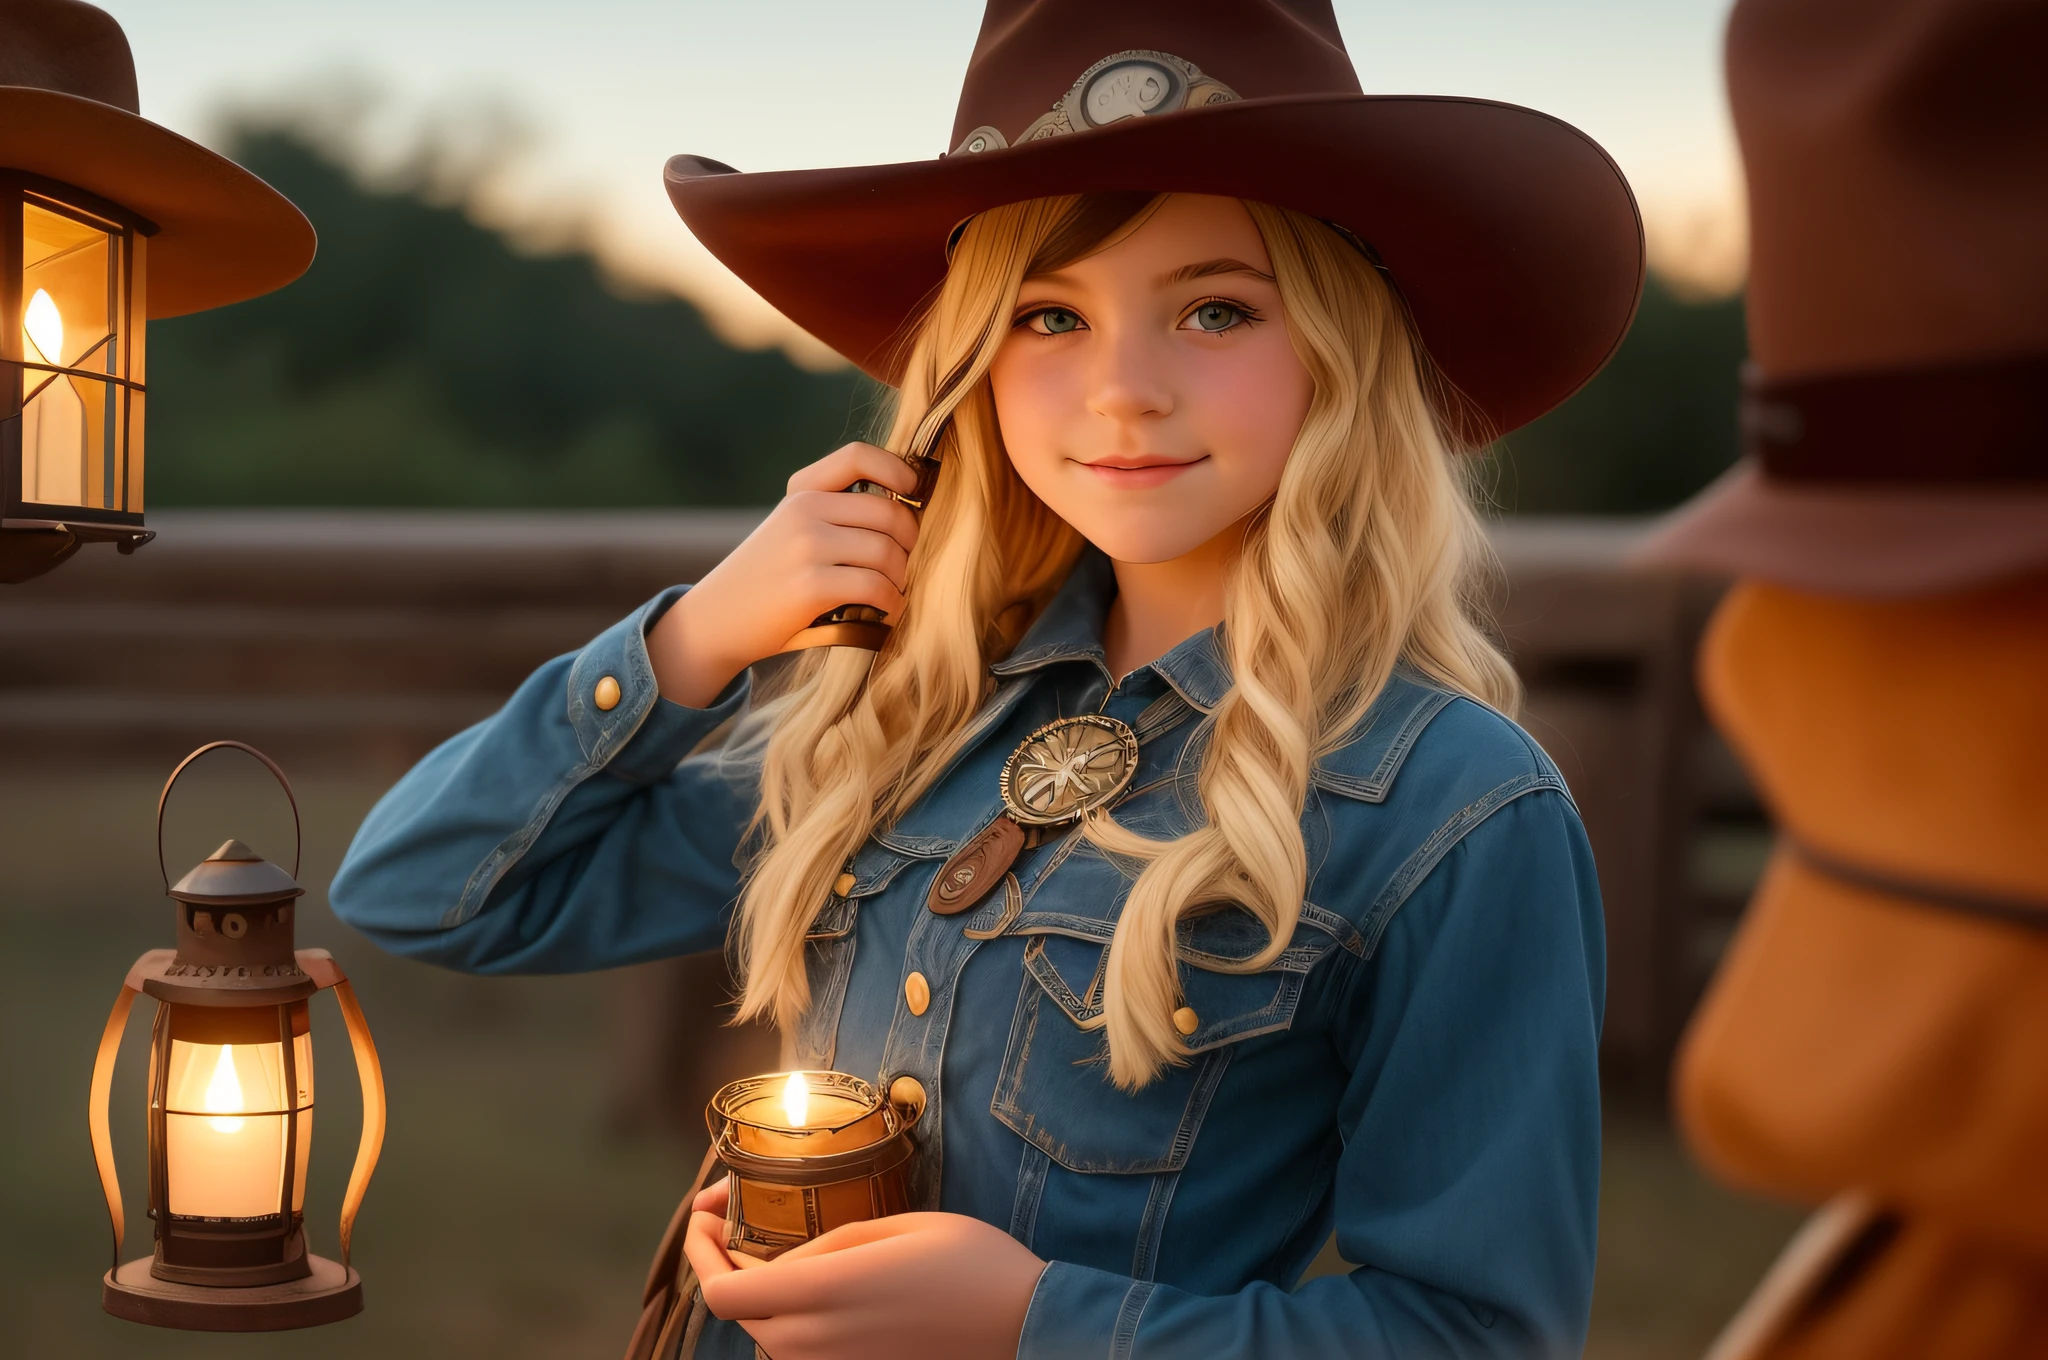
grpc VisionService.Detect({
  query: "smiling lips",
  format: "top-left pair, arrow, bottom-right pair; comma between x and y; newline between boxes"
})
1077,454 -> 1208,488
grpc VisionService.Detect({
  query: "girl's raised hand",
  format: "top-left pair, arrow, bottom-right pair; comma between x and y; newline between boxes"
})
683,1177 -> 1047,1360
649,442 -> 924,708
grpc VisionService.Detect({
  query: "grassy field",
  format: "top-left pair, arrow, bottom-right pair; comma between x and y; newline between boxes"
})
0,768 -> 1801,1357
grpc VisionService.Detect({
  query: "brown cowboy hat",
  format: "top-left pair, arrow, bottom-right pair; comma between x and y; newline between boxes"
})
0,0 -> 314,317
1636,0 -> 2048,596
663,0 -> 1644,441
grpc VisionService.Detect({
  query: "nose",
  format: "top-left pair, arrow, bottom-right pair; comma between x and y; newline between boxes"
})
1086,322 -> 1174,423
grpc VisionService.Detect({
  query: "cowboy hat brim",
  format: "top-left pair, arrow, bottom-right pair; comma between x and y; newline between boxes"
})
0,87 -> 314,318
666,93 -> 1643,439
1633,460 -> 2048,596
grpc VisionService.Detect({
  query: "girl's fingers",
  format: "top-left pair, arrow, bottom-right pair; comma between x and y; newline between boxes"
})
683,1208 -> 740,1292
691,1175 -> 731,1216
698,1241 -> 871,1320
808,565 -> 906,619
799,485 -> 922,554
771,1211 -> 940,1263
813,522 -> 911,592
787,442 -> 923,499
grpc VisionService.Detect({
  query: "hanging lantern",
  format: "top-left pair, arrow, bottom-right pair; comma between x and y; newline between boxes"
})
3,174 -> 148,564
1,0 -> 314,582
88,741 -> 386,1330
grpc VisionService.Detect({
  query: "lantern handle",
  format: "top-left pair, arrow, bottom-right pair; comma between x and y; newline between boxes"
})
156,741 -> 302,891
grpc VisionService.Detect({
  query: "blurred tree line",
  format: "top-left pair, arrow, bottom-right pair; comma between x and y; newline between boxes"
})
149,127 -> 1745,513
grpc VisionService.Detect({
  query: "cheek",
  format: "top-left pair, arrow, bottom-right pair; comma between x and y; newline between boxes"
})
988,342 -> 1067,480
1190,334 -> 1314,494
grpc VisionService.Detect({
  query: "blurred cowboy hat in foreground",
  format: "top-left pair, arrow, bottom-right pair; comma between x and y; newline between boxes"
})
1638,2 -> 2048,1356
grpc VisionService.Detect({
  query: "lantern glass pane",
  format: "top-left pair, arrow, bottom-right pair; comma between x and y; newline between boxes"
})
19,199 -> 125,512
161,1031 -> 315,1218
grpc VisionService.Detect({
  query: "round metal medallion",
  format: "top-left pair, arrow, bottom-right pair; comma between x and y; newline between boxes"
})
999,714 -> 1140,827
1079,57 -> 1185,127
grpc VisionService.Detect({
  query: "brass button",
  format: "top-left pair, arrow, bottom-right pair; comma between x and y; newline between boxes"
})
904,971 -> 931,1016
593,675 -> 622,711
888,1075 -> 927,1120
834,871 -> 857,897
1172,1006 -> 1199,1036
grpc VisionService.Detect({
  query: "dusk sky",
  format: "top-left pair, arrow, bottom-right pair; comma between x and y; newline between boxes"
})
105,0 -> 1742,362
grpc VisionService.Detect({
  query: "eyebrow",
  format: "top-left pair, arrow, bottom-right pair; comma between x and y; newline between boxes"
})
1019,256 -> 1277,294
1160,257 -> 1275,286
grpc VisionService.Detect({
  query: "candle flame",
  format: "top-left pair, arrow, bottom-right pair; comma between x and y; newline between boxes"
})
203,1046 -> 246,1134
781,1071 -> 810,1128
24,288 -> 63,366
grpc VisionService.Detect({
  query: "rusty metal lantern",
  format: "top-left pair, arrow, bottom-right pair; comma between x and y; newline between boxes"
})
88,741 -> 386,1330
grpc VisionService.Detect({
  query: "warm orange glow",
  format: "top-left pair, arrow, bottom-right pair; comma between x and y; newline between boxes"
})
781,1071 -> 810,1128
24,287 -> 63,365
203,1045 -> 246,1133
163,1034 -> 313,1219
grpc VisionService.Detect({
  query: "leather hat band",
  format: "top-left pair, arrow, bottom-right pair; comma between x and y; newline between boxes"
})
1743,354 -> 2048,485
950,50 -> 1241,156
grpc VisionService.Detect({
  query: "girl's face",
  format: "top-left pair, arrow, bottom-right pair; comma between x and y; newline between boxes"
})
988,194 -> 1314,565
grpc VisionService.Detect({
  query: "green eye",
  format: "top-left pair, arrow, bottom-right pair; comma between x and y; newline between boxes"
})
1187,302 -> 1245,332
1029,308 -> 1082,334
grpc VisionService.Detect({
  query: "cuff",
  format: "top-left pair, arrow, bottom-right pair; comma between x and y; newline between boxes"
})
1017,1261 -> 1156,1360
566,585 -> 751,782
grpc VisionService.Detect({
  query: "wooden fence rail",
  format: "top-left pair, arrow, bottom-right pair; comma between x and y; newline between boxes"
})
0,511 -> 1758,1105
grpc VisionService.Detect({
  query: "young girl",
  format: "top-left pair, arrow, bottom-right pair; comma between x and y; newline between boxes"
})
333,3 -> 1640,1356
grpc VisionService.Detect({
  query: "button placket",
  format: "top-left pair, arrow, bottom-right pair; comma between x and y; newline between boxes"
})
877,888 -> 997,1211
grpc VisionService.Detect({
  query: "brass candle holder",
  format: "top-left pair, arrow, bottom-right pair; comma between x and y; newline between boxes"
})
707,1071 -> 921,1262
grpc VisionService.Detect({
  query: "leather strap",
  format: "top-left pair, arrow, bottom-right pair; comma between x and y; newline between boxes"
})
625,1143 -> 725,1360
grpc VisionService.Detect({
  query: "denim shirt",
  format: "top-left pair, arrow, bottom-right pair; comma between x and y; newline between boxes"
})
332,550 -> 1605,1359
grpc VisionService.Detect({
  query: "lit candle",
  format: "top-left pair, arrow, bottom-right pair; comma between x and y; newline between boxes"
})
162,1034 -> 313,1220
709,1069 -> 919,1260
20,286 -> 87,504
726,1070 -> 886,1158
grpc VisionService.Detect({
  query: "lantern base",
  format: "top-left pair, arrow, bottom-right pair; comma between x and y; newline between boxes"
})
103,1253 -> 361,1331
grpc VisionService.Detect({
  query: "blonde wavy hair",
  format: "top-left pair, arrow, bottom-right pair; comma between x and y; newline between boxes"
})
729,193 -> 1519,1088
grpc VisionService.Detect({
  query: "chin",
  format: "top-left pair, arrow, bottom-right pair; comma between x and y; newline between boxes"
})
1065,512 -> 1229,566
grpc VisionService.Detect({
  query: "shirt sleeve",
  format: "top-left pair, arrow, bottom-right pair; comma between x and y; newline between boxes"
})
328,586 -> 760,975
1016,787 -> 1607,1360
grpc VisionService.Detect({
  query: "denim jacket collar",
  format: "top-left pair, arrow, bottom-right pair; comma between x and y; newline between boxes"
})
989,546 -> 1233,713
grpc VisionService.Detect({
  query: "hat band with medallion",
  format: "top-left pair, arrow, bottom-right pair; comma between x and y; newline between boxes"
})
951,51 -> 1242,155
666,0 -> 1644,442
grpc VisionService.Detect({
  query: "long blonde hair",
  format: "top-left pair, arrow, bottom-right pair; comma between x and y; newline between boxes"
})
730,194 -> 1519,1088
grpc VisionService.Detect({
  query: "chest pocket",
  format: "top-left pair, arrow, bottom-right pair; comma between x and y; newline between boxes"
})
990,904 -> 1347,1175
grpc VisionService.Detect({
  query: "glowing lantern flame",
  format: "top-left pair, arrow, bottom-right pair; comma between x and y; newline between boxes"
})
781,1071 -> 810,1128
24,287 -> 63,366
204,1046 -> 246,1134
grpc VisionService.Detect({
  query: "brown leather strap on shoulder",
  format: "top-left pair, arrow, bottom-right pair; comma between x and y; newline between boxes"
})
625,1144 -> 724,1360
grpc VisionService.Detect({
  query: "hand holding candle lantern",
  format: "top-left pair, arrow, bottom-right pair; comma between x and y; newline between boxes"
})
708,1070 -> 924,1261
88,741 -> 386,1330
